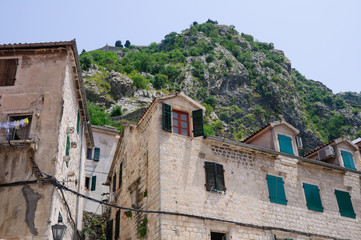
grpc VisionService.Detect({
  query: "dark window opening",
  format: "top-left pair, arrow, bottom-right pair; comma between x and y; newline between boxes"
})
87,148 -> 93,159
85,177 -> 90,191
211,232 -> 226,240
7,115 -> 32,140
0,59 -> 17,86
205,162 -> 225,192
115,209 -> 120,240
105,220 -> 113,240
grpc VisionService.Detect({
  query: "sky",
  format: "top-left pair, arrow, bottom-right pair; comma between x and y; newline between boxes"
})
1,0 -> 360,93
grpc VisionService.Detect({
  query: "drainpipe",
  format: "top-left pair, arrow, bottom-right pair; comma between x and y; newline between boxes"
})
74,120 -> 88,240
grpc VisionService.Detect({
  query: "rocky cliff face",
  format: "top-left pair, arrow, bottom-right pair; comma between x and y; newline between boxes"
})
81,21 -> 361,155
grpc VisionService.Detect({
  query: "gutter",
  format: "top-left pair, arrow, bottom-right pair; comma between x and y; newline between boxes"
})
204,135 -> 361,175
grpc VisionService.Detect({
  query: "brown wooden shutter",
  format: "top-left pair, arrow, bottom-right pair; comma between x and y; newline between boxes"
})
0,59 -> 17,86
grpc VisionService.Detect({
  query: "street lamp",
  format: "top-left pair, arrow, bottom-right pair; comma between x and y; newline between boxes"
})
52,213 -> 67,240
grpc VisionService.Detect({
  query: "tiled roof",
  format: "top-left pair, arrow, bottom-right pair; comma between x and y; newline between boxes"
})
0,40 -> 76,50
242,123 -> 271,143
303,140 -> 335,158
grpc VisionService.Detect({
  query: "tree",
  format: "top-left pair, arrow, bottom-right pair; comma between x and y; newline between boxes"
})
125,40 -> 131,48
115,40 -> 123,48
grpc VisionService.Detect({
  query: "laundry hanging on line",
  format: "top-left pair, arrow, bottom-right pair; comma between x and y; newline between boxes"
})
0,118 -> 29,130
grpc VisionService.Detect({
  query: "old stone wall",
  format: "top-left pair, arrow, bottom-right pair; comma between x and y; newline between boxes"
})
157,134 -> 361,239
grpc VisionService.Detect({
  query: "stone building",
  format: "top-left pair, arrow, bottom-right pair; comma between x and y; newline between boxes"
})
83,125 -> 119,214
0,41 -> 93,239
106,92 -> 361,240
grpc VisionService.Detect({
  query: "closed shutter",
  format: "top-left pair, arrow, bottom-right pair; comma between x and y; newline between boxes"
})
266,175 -> 287,205
278,134 -> 294,155
192,109 -> 204,137
87,148 -> 93,159
93,147 -> 100,162
162,103 -> 172,132
303,183 -> 323,212
77,111 -> 80,134
335,190 -> 356,218
215,164 -> 225,191
91,176 -> 97,191
65,134 -> 70,156
119,162 -> 123,189
112,173 -> 117,192
0,59 -> 17,86
341,150 -> 356,170
115,209 -> 120,240
205,162 -> 216,191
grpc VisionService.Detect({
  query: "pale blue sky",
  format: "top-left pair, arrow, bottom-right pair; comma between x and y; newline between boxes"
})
1,0 -> 360,93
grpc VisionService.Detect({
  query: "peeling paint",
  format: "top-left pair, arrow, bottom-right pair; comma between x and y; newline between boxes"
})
22,185 -> 41,235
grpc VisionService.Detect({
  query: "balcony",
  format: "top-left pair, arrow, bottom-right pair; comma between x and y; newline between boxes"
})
0,133 -> 39,148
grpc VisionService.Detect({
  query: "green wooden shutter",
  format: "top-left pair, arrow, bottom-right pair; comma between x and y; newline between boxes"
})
112,173 -> 117,192
215,163 -> 225,191
192,109 -> 204,137
65,134 -> 70,156
303,183 -> 323,212
93,147 -> 100,162
162,103 -> 172,132
204,162 -> 216,191
91,176 -> 97,191
266,175 -> 287,205
77,111 -> 80,134
335,190 -> 356,218
119,162 -> 123,189
341,150 -> 356,170
278,134 -> 294,155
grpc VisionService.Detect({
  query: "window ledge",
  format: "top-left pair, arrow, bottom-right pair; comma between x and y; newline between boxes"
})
0,134 -> 39,148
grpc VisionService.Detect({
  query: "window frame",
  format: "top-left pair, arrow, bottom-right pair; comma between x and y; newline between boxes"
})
334,189 -> 356,218
6,115 -> 32,140
204,162 -> 226,192
172,109 -> 190,136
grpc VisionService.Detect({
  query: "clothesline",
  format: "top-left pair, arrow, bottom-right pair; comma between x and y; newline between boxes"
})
0,118 -> 29,130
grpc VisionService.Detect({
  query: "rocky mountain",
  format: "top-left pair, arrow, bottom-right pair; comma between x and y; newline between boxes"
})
80,20 -> 361,155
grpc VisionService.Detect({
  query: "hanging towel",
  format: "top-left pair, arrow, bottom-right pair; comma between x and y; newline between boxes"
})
24,118 -> 29,126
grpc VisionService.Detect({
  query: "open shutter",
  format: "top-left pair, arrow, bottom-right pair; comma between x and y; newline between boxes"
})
204,162 -> 216,191
162,103 -> 172,132
278,134 -> 294,155
266,175 -> 287,205
91,176 -> 97,191
303,183 -> 323,212
93,147 -> 100,162
77,111 -> 80,134
119,162 -> 123,189
335,190 -> 356,218
192,109 -> 204,137
215,163 -> 225,191
0,59 -> 17,86
65,134 -> 70,156
112,173 -> 117,192
341,150 -> 356,170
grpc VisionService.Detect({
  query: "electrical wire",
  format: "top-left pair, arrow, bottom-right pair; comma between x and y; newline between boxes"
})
0,178 -> 347,240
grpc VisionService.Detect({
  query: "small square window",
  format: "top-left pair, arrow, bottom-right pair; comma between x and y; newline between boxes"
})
7,115 -> 32,140
0,59 -> 17,86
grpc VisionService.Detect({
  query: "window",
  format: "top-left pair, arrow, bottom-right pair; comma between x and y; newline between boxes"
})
211,232 -> 226,240
278,134 -> 294,155
105,220 -> 113,240
85,177 -> 90,191
115,209 -> 120,240
118,162 -> 123,189
266,175 -> 287,205
77,111 -> 80,134
204,162 -> 225,192
334,190 -> 356,218
87,148 -> 93,159
172,110 -> 189,136
112,173 -> 117,192
93,147 -> 100,162
65,134 -> 70,156
7,115 -> 32,140
303,183 -> 323,212
0,59 -> 17,86
162,103 -> 204,137
341,150 -> 356,170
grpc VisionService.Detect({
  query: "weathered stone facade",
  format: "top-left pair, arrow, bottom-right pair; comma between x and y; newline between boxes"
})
0,41 -> 93,240
107,92 -> 361,240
